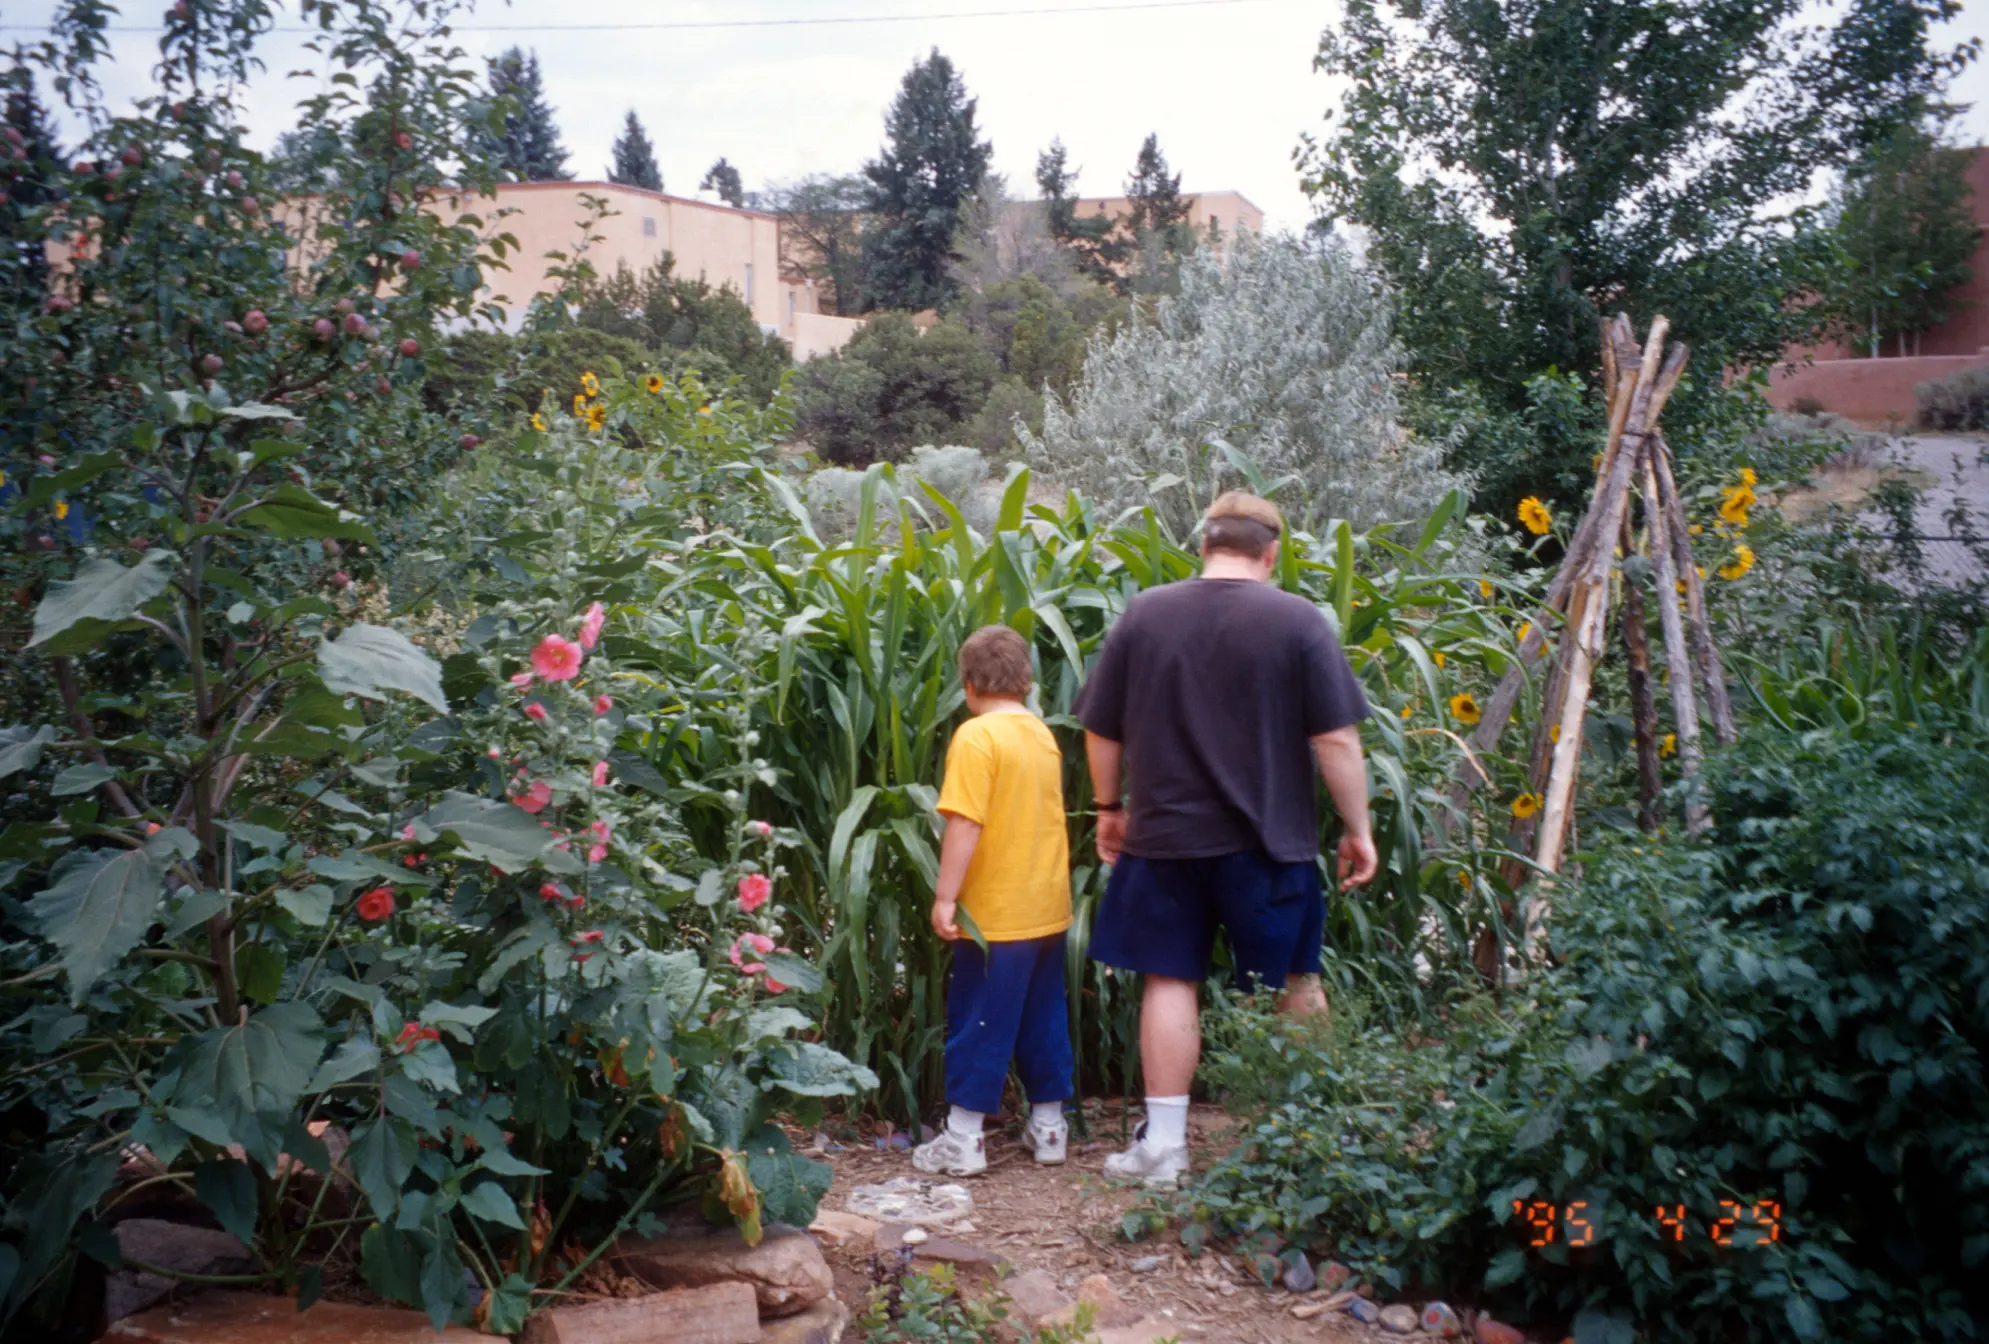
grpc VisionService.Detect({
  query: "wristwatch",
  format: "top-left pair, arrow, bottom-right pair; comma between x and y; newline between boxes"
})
1096,800 -> 1125,813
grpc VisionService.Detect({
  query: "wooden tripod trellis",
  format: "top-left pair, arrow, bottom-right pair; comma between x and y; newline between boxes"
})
1454,314 -> 1738,954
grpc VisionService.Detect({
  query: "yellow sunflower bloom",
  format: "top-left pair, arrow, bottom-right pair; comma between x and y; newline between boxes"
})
1549,723 -> 1561,743
1660,732 -> 1676,758
1517,496 -> 1552,536
1479,580 -> 1495,600
53,499 -> 69,520
1449,692 -> 1482,726
1517,622 -> 1533,644
1511,792 -> 1542,819
1689,524 -> 1703,536
1433,651 -> 1446,668
1400,702 -> 1415,720
580,371 -> 600,396
584,403 -> 606,432
573,392 -> 589,415
1738,466 -> 1758,487
531,413 -> 548,431
1718,484 -> 1755,527
1717,543 -> 1755,581
645,374 -> 664,394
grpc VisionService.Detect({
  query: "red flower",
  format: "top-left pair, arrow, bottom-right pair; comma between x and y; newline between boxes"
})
578,601 -> 606,651
394,1022 -> 441,1053
587,842 -> 609,864
592,694 -> 613,716
523,702 -> 548,722
571,930 -> 604,945
514,780 -> 553,814
539,882 -> 564,903
531,634 -> 584,682
355,887 -> 395,921
737,873 -> 771,913
729,932 -> 774,975
592,760 -> 610,787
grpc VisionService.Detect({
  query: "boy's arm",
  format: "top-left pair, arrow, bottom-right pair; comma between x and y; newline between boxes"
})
931,813 -> 983,941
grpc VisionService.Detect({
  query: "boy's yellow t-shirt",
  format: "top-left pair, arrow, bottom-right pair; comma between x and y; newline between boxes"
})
935,711 -> 1072,941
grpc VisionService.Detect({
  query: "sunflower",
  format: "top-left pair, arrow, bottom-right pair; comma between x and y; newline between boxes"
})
1737,466 -> 1758,487
1517,622 -> 1533,644
573,392 -> 590,415
1689,524 -> 1703,536
53,499 -> 69,520
1660,732 -> 1676,758
1717,543 -> 1755,581
1479,579 -> 1495,600
584,403 -> 607,433
1717,484 -> 1755,527
645,374 -> 664,394
1517,496 -> 1553,536
580,371 -> 600,396
1400,702 -> 1415,720
1511,792 -> 1542,819
1433,651 -> 1446,668
531,413 -> 548,432
1449,692 -> 1482,726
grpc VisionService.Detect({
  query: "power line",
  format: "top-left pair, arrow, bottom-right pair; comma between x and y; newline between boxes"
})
0,0 -> 1276,35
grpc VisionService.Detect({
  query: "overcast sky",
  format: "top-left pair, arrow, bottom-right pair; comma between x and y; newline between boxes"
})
3,0 -> 1987,236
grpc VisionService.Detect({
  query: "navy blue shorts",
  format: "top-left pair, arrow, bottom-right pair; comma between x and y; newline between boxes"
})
945,933 -> 1074,1116
1089,851 -> 1324,990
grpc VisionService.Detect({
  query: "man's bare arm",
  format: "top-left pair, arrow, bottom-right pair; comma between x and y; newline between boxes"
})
1312,725 -> 1378,889
1085,731 -> 1127,864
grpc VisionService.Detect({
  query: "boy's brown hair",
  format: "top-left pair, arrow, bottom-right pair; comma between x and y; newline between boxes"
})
1203,490 -> 1284,559
959,625 -> 1032,698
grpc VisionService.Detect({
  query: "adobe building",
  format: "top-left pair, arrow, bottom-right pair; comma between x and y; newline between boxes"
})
1766,146 -> 1988,424
1065,188 -> 1263,243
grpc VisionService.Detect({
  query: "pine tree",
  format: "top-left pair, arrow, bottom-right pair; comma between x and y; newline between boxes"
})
701,158 -> 744,208
1034,138 -> 1125,288
608,110 -> 661,191
482,47 -> 571,182
1124,133 -> 1193,237
861,49 -> 993,311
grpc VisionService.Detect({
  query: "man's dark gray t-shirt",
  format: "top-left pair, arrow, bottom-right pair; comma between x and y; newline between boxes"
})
1073,578 -> 1369,863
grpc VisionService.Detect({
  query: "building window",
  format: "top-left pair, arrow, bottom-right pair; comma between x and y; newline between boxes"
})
788,291 -> 797,324
1209,214 -> 1220,233
744,263 -> 754,304
642,216 -> 656,238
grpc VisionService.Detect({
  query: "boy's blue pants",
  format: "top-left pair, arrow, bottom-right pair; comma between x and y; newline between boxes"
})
945,932 -> 1074,1115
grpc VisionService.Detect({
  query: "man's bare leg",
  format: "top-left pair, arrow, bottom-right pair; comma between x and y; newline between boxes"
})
1276,973 -> 1329,1019
1140,975 -> 1202,1095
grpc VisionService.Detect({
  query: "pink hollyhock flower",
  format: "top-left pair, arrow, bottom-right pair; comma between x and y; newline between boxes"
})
765,945 -> 796,993
487,746 -> 501,758
508,671 -> 534,690
578,601 -> 606,650
523,702 -> 548,722
572,930 -> 604,945
572,953 -> 592,965
592,761 -> 610,787
737,873 -> 771,913
747,819 -> 773,838
592,694 -> 613,716
514,780 -> 552,814
539,882 -> 563,903
729,932 -> 775,975
590,819 -> 612,842
401,823 -> 416,840
566,894 -> 586,910
587,842 -> 609,864
531,634 -> 584,682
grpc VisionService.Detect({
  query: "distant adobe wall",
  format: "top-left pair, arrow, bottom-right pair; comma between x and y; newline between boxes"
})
1765,350 -> 1989,425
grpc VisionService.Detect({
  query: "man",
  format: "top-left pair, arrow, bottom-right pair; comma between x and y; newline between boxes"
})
1073,490 -> 1377,1188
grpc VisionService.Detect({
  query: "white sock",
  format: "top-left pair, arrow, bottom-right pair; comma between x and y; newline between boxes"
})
946,1105 -> 985,1137
1030,1101 -> 1066,1129
1142,1096 -> 1189,1149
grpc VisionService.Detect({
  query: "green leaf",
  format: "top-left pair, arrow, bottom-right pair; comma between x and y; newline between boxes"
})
235,942 -> 286,1004
23,451 -> 122,507
29,550 -> 176,649
478,1146 -> 549,1178
953,906 -> 990,955
482,1274 -> 535,1336
459,1181 -> 526,1230
318,624 -> 448,714
1573,1309 -> 1636,1344
1484,1247 -> 1526,1289
359,1223 -> 421,1306
745,1131 -> 833,1228
194,1160 -> 259,1243
348,1117 -> 418,1220
767,1041 -> 878,1098
761,952 -> 824,995
165,887 -> 228,938
308,1038 -> 381,1093
0,725 -> 56,779
50,762 -> 116,796
238,484 -> 377,543
172,1002 -> 325,1144
421,790 -> 582,874
419,1237 -> 466,1332
28,848 -> 164,1004
275,884 -> 333,927
222,402 -> 303,422
308,850 -> 434,888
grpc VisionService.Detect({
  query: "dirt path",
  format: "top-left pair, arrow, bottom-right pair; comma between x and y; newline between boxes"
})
1781,432 -> 1989,586
810,1101 -> 1437,1344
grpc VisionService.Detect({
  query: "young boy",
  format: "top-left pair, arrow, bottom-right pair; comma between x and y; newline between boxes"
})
912,625 -> 1074,1177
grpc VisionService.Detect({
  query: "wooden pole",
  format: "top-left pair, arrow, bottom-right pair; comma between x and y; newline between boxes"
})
1619,513 -> 1663,832
1652,434 -> 1737,744
1637,447 -> 1707,834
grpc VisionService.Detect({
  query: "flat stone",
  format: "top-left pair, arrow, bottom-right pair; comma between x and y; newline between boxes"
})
1318,1260 -> 1354,1293
1475,1316 -> 1527,1344
520,1284 -> 759,1344
1096,1321 -> 1192,1344
758,1293 -> 850,1344
1421,1301 -> 1464,1336
1003,1268 -> 1072,1325
1282,1251 -> 1316,1293
105,1220 -> 254,1323
805,1211 -> 880,1249
1044,1273 -> 1140,1330
1346,1296 -> 1382,1325
613,1224 -> 832,1320
104,1290 -> 484,1343
1292,1299 -> 1334,1320
1130,1255 -> 1165,1273
844,1177 -> 973,1226
873,1224 -> 1005,1268
1380,1302 -> 1420,1333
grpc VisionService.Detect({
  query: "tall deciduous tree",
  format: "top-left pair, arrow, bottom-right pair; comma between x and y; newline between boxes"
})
608,110 -> 661,191
766,174 -> 870,316
1035,137 -> 1123,287
1,63 -> 62,293
861,48 -> 993,311
701,157 -> 744,208
1830,119 -> 1977,357
1304,0 -> 1977,412
481,47 -> 570,181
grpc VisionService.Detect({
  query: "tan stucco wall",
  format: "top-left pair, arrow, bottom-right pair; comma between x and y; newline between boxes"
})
789,311 -> 867,361
1766,350 -> 1989,424
1069,188 -> 1264,239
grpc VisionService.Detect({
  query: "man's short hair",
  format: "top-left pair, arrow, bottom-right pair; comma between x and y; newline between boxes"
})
1202,491 -> 1284,560
959,624 -> 1033,697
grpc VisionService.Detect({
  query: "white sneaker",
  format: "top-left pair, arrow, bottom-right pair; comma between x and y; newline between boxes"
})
1103,1123 -> 1189,1190
912,1126 -> 986,1177
1020,1117 -> 1068,1165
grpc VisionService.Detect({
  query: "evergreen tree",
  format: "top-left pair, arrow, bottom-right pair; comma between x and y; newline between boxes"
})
1122,133 -> 1196,296
607,110 -> 661,191
481,47 -> 570,182
1,62 -> 62,293
701,158 -> 745,208
1034,138 -> 1123,287
861,49 -> 993,311
1831,118 -> 1977,356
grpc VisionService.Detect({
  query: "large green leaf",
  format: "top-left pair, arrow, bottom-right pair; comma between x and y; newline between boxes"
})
421,791 -> 582,874
194,1160 -> 259,1243
745,1128 -> 833,1228
172,1002 -> 325,1144
347,1116 -> 418,1219
28,550 -> 176,649
459,1181 -> 526,1230
318,624 -> 448,714
766,1041 -> 878,1098
237,484 -> 377,543
0,725 -> 57,780
28,848 -> 164,1003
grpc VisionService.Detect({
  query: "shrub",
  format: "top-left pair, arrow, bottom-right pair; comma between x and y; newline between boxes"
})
575,257 -> 791,403
1018,232 -> 1459,535
960,376 -> 1044,460
791,313 -> 999,464
1916,366 -> 1989,431
1175,717 -> 1989,1342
